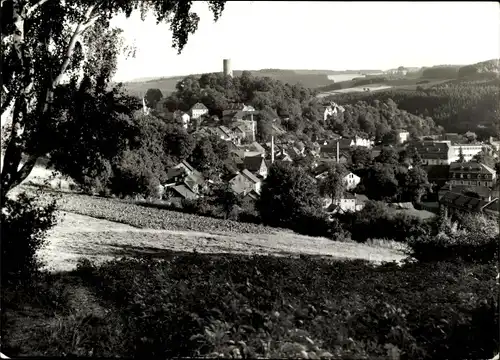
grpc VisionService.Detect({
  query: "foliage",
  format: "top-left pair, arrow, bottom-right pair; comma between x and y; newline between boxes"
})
144,88 -> 163,109
337,201 -> 432,243
188,135 -> 229,179
210,183 -> 242,220
57,192 -> 281,235
1,0 -> 226,201
406,213 -> 498,263
48,81 -> 140,194
257,162 -> 323,232
1,190 -> 58,285
330,79 -> 500,139
60,254 -> 499,359
318,163 -> 347,201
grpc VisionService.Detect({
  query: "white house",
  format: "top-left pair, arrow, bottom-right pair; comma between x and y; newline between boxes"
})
343,172 -> 361,190
397,130 -> 410,144
173,110 -> 191,129
322,102 -> 345,121
190,102 -> 209,119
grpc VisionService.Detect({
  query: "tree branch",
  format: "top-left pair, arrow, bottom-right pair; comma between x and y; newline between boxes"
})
51,4 -> 100,89
9,154 -> 38,189
25,0 -> 52,18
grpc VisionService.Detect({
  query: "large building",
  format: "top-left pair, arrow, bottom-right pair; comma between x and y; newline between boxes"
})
413,141 -> 454,165
448,162 -> 496,188
449,143 -> 484,163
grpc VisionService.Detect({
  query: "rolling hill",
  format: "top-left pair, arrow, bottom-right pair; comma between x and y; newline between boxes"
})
119,69 -> 384,98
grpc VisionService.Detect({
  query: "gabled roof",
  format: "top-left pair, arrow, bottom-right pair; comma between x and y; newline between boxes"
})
169,184 -> 197,199
243,156 -> 266,172
439,191 -> 489,211
219,125 -> 233,137
179,160 -> 195,173
449,162 -> 495,174
439,184 -> 492,198
190,102 -> 208,111
241,169 -> 261,183
355,194 -> 369,205
166,167 -> 187,181
342,193 -> 356,200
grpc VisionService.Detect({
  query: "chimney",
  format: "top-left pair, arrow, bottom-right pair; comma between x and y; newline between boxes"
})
252,117 -> 256,142
271,135 -> 275,164
336,140 -> 339,163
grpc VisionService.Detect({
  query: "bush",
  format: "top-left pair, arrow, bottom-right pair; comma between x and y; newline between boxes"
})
70,255 -> 498,359
406,232 -> 497,263
1,190 -> 58,285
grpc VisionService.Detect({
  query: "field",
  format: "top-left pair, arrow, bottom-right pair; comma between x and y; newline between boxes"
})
316,78 -> 454,98
34,190 -> 407,272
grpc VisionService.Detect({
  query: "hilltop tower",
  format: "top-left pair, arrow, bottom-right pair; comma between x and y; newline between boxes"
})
223,59 -> 233,77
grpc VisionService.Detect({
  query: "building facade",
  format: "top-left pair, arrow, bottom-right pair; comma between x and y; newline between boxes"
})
448,162 -> 497,187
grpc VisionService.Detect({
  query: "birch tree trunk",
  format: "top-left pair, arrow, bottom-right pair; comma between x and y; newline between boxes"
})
1,0 -> 100,203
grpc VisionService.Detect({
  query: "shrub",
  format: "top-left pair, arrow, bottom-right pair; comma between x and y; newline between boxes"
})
406,232 -> 497,263
1,190 -> 58,285
69,255 -> 498,359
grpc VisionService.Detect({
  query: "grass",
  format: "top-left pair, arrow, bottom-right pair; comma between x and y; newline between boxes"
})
2,254 -> 497,358
39,208 -> 406,273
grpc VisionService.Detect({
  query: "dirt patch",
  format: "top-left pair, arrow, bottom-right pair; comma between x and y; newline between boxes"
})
39,211 -> 407,272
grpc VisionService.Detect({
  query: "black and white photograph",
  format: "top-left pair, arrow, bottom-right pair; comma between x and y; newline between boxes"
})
1,0 -> 499,358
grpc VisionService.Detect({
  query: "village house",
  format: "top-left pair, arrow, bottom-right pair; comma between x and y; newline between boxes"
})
321,102 -> 345,121
397,130 -> 410,144
343,172 -> 361,190
222,103 -> 256,116
229,169 -> 262,196
324,193 -> 367,214
189,102 -> 209,120
413,140 -> 454,165
241,155 -> 268,179
448,161 -> 496,187
164,160 -> 205,197
438,183 -> 498,202
172,110 -> 191,129
229,119 -> 256,142
439,191 -> 498,217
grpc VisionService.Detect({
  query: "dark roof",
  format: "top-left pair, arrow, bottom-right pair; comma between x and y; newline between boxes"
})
413,141 -> 451,159
169,184 -> 197,199
439,184 -> 492,198
166,167 -> 187,181
342,193 -> 356,200
243,156 -> 266,172
180,160 -> 195,173
439,191 -> 489,211
423,165 -> 450,180
449,162 -> 495,174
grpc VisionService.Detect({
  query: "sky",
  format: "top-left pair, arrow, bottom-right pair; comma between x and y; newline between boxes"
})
111,1 -> 500,82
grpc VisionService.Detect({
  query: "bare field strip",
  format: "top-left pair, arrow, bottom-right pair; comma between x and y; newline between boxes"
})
39,212 -> 407,272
